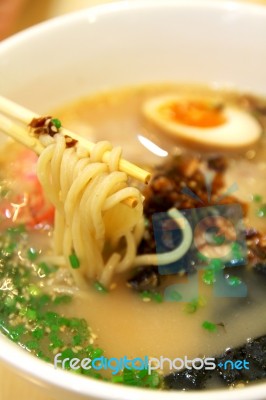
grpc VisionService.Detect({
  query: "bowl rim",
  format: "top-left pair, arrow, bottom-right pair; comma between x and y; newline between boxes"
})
1,0 -> 266,53
1,0 -> 266,399
2,332 -> 266,400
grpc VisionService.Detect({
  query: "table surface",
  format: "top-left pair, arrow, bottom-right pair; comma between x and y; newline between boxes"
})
1,0 -> 266,399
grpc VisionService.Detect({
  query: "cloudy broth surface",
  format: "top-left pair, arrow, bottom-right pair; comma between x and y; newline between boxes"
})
0,84 -> 266,389
56,84 -> 266,363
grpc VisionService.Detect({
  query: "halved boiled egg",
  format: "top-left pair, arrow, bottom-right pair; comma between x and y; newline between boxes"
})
142,95 -> 262,151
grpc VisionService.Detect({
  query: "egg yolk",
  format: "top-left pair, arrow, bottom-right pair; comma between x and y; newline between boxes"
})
159,100 -> 227,128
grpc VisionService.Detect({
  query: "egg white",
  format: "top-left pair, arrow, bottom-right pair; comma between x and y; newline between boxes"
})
143,95 -> 262,151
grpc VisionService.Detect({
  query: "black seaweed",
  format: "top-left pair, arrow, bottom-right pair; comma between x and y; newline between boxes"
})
127,266 -> 160,291
164,368 -> 208,390
164,335 -> 266,390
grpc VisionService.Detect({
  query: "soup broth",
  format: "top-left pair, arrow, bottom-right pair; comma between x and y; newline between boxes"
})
0,83 -> 266,390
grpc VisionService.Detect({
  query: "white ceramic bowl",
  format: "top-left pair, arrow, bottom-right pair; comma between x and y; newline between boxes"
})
0,1 -> 266,399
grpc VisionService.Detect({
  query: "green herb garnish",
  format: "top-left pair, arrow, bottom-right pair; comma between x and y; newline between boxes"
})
202,320 -> 217,332
0,224 -> 163,389
231,242 -> 243,260
227,275 -> 242,286
184,296 -> 206,314
69,252 -> 80,269
93,281 -> 108,293
140,290 -> 163,303
38,262 -> 58,276
51,118 -> 62,130
7,224 -> 25,235
202,268 -> 215,285
27,284 -> 41,297
252,194 -> 263,203
27,247 -> 38,261
117,367 -> 161,388
209,258 -> 223,271
197,252 -> 209,262
257,204 -> 266,218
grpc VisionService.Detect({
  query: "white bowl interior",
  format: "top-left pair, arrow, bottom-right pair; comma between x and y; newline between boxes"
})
0,1 -> 266,399
1,0 -> 266,112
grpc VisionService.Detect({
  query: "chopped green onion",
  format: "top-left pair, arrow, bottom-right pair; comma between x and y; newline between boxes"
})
27,247 -> 38,261
53,295 -> 72,305
257,204 -> 266,218
0,184 -> 10,199
93,281 -> 108,293
69,318 -> 85,328
146,371 -> 161,388
44,311 -> 60,327
197,252 -> 209,262
227,275 -> 242,286
26,340 -> 39,350
152,292 -> 163,303
38,262 -> 57,276
19,306 -> 27,317
252,194 -> 263,203
231,242 -> 241,252
7,224 -> 25,235
69,253 -> 80,269
184,296 -> 206,314
36,294 -> 51,307
25,308 -> 37,320
58,317 -> 71,327
90,348 -> 104,359
49,332 -> 63,349
4,296 -> 16,308
4,242 -> 16,256
61,348 -> 76,359
72,334 -> 82,346
231,242 -> 243,260
140,290 -> 163,303
209,258 -> 223,271
32,327 -> 44,340
140,291 -> 152,300
50,324 -> 60,332
51,118 -> 62,130
202,320 -> 217,332
121,367 -> 161,388
184,299 -> 198,314
197,295 -> 207,307
8,325 -> 25,341
27,284 -> 41,297
211,233 -> 225,245
112,375 -> 124,383
202,268 -> 215,285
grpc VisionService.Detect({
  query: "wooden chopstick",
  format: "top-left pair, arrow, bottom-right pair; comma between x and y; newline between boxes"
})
0,113 -> 44,154
0,95 -> 151,184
